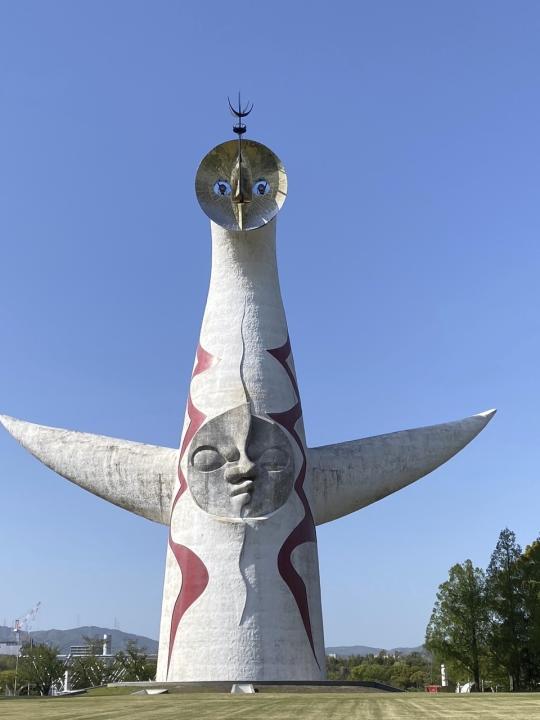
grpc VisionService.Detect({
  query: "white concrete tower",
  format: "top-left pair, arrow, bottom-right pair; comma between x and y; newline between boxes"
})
0,100 -> 495,682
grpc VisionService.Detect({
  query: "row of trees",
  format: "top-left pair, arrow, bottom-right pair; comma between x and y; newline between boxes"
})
327,651 -> 431,689
426,528 -> 540,691
1,639 -> 156,695
0,655 -> 17,696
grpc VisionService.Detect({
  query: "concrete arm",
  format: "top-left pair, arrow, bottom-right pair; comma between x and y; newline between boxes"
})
308,409 -> 496,525
0,415 -> 176,524
1,408 -> 496,529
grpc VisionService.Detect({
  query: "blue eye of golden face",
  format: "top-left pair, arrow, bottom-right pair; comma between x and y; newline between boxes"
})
213,180 -> 232,196
253,179 -> 270,196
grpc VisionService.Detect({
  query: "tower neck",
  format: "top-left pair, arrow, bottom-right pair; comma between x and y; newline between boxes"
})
195,218 -> 296,421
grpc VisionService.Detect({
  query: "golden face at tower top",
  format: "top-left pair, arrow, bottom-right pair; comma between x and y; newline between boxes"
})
195,139 -> 287,231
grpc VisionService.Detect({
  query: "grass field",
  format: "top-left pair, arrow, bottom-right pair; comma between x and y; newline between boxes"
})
2,692 -> 540,720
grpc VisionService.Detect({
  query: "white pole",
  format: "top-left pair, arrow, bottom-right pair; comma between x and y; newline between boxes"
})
441,664 -> 447,687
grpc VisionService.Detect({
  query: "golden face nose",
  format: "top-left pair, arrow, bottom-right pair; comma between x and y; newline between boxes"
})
231,155 -> 253,205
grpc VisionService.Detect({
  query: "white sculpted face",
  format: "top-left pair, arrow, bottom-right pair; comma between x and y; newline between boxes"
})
187,404 -> 295,519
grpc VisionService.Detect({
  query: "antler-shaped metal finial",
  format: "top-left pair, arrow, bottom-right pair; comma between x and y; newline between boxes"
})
228,92 -> 253,136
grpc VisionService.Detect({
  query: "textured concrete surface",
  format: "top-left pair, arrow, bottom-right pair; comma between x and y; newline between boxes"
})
157,219 -> 326,682
0,408 -> 495,529
0,414 -> 177,523
309,409 -> 495,525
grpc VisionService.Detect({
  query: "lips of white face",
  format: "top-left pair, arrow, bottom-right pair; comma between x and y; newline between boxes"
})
229,479 -> 254,498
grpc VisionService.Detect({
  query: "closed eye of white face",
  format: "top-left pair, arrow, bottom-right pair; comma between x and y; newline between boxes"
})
192,446 -> 226,472
257,446 -> 289,472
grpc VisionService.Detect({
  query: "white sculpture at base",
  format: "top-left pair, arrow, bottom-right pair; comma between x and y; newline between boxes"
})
0,106 -> 495,681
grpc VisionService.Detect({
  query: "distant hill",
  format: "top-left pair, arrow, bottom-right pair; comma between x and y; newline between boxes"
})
326,645 -> 428,657
0,624 -> 424,659
0,626 -> 158,655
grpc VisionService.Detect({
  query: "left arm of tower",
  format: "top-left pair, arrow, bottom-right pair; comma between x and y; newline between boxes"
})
308,409 -> 495,525
0,415 -> 176,524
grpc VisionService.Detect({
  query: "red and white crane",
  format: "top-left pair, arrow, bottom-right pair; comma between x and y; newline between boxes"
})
13,600 -> 41,642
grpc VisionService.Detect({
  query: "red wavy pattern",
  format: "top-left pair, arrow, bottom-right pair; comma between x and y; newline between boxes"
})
193,343 -> 218,378
167,343 -> 218,674
268,337 -> 319,668
179,395 -> 206,459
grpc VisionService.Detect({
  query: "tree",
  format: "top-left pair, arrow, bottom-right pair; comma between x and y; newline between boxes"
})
17,643 -> 64,696
486,528 -> 526,691
517,538 -> 540,689
82,634 -> 106,655
68,654 -> 111,689
426,560 -> 488,688
0,669 -> 17,695
113,640 -> 156,681
0,654 -> 17,694
68,635 -> 114,689
328,651 -> 430,690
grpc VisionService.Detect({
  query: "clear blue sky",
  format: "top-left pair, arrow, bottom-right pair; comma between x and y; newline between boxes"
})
0,0 -> 538,649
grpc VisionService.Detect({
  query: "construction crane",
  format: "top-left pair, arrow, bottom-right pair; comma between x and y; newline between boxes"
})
13,601 -> 41,642
13,601 -> 41,694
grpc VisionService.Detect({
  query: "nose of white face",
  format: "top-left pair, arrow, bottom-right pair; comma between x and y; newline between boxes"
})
226,455 -> 256,514
225,454 -> 256,485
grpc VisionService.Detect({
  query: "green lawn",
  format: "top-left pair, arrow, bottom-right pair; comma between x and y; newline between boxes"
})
1,692 -> 540,720
0,693 -> 540,720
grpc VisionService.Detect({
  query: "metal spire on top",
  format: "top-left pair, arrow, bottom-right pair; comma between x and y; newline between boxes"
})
228,92 -> 253,135
226,93 -> 254,222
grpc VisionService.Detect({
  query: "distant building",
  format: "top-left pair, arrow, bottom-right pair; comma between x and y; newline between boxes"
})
58,634 -> 113,660
0,640 -> 19,656
56,634 -> 157,662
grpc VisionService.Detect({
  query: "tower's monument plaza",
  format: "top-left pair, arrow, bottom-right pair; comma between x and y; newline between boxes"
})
1,102 -> 494,681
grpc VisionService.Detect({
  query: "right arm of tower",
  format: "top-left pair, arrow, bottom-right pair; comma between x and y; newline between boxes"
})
308,409 -> 495,525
